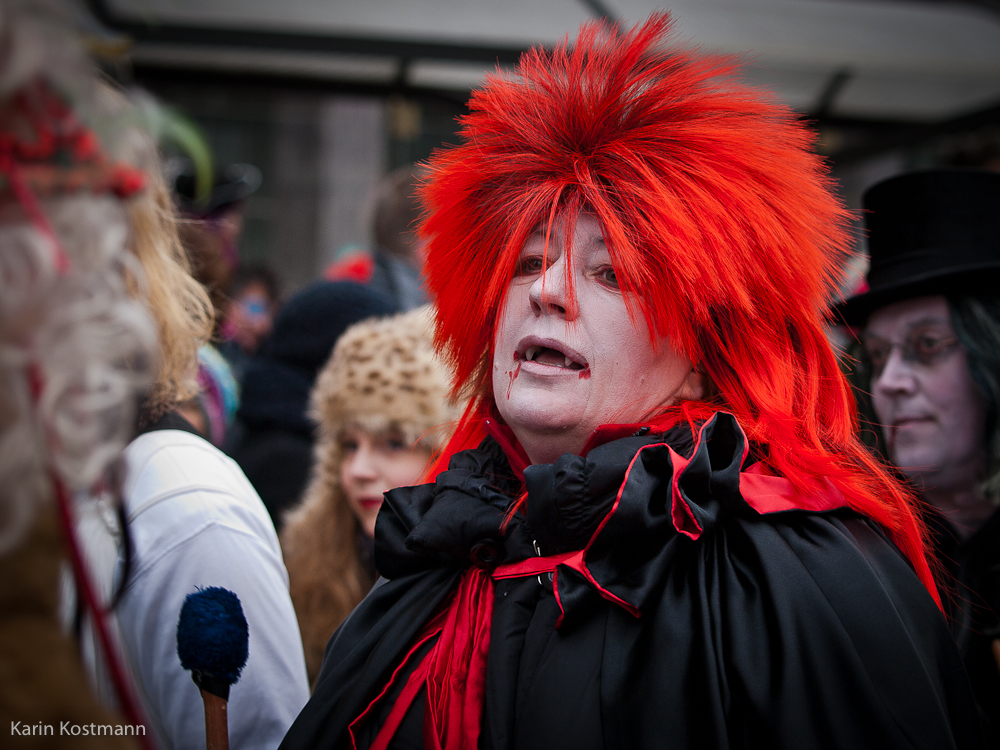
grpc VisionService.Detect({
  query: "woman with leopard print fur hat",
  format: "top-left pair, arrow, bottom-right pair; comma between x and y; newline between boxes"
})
280,305 -> 461,685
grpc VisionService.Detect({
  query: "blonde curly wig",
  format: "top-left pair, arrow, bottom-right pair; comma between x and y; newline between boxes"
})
0,0 -> 211,537
0,0 -> 168,554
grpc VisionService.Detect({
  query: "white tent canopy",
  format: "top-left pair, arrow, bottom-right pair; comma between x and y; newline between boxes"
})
104,0 -> 1000,122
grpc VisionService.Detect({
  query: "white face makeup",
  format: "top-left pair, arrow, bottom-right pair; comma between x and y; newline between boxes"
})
492,213 -> 703,465
866,295 -> 987,496
339,429 -> 431,538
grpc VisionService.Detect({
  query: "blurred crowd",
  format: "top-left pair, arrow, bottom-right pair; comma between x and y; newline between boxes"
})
0,3 -> 454,747
3,1 -> 1000,749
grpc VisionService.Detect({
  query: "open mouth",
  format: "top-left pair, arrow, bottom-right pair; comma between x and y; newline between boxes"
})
519,341 -> 587,371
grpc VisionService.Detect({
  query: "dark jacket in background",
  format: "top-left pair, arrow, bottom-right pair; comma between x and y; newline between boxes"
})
929,507 -> 1000,741
227,281 -> 397,528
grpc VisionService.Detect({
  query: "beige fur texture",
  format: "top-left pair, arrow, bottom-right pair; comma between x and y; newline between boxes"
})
280,305 -> 461,684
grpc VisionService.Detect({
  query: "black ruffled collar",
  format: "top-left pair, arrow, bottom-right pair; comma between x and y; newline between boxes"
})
376,421 -> 703,576
376,412 -> 796,628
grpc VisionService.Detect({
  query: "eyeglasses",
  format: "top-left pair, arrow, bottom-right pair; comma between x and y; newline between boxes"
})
861,329 -> 960,378
242,299 -> 269,317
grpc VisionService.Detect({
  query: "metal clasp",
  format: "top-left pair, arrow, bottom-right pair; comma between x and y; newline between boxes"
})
532,540 -> 543,585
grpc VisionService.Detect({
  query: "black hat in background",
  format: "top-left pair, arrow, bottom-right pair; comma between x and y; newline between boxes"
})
169,157 -> 262,217
834,169 -> 1000,328
237,281 -> 399,433
260,281 -> 398,383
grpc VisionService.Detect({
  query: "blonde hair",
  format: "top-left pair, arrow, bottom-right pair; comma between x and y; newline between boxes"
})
91,86 -> 214,422
124,162 -> 212,422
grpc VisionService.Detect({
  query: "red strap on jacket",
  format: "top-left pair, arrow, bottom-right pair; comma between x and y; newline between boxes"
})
492,551 -> 579,579
355,567 -> 496,750
355,555 -> 575,750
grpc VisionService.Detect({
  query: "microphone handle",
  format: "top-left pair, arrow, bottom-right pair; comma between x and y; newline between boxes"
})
199,688 -> 230,750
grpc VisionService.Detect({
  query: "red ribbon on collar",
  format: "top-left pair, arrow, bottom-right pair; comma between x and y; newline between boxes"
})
353,548 -> 632,750
351,567 -> 496,750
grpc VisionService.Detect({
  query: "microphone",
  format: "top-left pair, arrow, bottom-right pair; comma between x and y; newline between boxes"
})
177,587 -> 249,750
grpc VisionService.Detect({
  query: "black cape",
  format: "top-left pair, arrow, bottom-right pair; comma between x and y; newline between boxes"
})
280,413 -> 986,750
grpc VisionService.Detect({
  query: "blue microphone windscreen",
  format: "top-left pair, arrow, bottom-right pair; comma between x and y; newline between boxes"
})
176,587 -> 249,685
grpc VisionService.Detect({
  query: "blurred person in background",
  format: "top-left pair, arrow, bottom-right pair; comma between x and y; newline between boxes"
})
0,2 -> 156,743
835,169 -> 1000,741
35,74 -> 309,750
281,306 -> 461,686
170,158 -> 262,447
169,209 -> 238,447
218,263 -> 281,383
172,157 -> 262,297
229,281 -> 397,529
325,165 -> 428,311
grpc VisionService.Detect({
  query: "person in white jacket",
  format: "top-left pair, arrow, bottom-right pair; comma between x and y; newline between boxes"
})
63,75 -> 309,750
89,426 -> 310,750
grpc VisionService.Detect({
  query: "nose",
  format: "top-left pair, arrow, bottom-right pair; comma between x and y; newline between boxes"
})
873,346 -> 918,397
343,441 -> 379,483
528,253 -> 578,319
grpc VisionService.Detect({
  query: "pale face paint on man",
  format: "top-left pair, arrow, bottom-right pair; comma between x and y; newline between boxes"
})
866,295 -> 987,497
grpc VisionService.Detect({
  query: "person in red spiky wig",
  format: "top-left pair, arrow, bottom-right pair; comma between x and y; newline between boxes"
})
280,15 -> 986,750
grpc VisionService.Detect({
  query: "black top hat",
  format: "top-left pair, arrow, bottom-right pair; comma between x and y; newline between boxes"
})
833,169 -> 1000,328
170,158 -> 262,217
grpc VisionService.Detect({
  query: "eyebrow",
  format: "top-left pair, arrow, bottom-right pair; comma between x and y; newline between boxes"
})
902,316 -> 951,329
863,317 -> 952,338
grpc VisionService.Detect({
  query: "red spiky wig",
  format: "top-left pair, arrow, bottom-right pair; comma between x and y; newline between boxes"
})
419,14 -> 939,605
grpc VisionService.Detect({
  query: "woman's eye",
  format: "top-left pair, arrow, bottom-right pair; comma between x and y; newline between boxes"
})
379,432 -> 408,451
340,440 -> 359,453
861,341 -> 889,373
915,335 -> 946,355
597,266 -> 619,289
516,256 -> 544,276
866,349 -> 888,371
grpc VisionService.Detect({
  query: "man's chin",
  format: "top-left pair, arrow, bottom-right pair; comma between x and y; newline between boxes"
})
896,463 -> 940,492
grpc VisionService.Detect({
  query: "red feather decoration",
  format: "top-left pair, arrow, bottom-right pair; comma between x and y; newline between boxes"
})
419,14 -> 940,607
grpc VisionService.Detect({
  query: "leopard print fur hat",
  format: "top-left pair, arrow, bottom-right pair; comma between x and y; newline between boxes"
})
309,305 -> 460,451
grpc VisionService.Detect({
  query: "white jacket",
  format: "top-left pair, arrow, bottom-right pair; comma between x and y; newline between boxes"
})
70,429 -> 309,750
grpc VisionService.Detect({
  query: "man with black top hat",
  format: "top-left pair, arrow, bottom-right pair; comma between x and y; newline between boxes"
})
171,158 -> 263,309
835,168 -> 1000,739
